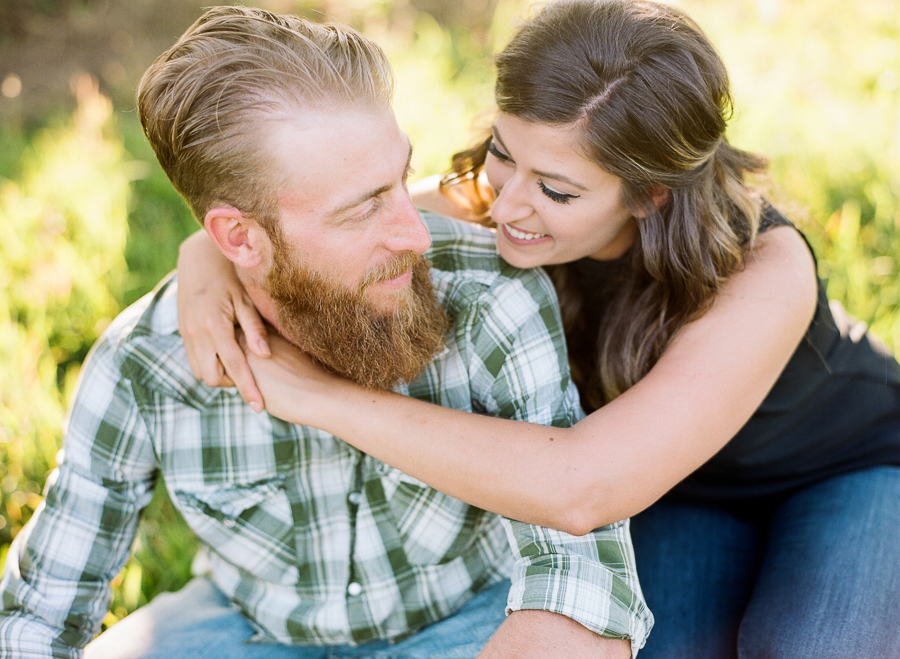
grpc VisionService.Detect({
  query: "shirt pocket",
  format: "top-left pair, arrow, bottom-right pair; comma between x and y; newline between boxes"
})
171,475 -> 298,585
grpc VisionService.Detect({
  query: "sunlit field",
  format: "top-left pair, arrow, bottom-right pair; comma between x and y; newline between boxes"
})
1,0 -> 898,626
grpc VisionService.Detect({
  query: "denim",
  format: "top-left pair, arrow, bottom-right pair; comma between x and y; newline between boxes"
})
84,578 -> 510,659
630,466 -> 900,659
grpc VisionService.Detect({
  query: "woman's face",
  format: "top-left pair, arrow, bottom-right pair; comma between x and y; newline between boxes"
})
485,113 -> 639,268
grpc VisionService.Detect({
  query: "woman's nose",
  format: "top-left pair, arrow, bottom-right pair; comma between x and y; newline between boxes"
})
490,174 -> 532,225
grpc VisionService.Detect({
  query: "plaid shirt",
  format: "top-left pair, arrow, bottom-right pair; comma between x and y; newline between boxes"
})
0,214 -> 652,658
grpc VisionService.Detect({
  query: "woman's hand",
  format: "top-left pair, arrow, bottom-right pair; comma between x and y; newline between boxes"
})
242,331 -> 346,426
177,230 -> 270,411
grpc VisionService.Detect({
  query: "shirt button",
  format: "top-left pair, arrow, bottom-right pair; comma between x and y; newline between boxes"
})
223,518 -> 236,528
347,582 -> 363,597
348,491 -> 362,506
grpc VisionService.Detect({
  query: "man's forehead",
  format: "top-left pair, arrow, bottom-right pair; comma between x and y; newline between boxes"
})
268,108 -> 410,216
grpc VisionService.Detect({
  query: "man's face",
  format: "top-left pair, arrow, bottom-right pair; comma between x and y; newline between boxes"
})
264,107 -> 432,315
262,107 -> 449,389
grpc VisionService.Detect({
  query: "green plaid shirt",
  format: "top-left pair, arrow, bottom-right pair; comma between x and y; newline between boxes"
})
0,214 -> 652,658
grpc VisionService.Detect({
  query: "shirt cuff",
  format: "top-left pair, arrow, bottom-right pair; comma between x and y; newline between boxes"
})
504,519 -> 654,657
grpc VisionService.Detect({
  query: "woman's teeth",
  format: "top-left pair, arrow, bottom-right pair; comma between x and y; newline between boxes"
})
506,225 -> 547,240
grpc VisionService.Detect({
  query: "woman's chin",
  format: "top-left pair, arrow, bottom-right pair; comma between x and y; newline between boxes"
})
496,241 -> 551,270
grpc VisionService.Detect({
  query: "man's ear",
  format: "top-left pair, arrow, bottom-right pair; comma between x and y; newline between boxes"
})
204,206 -> 268,269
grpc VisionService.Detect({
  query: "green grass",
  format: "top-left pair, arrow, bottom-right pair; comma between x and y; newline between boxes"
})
0,0 -> 897,629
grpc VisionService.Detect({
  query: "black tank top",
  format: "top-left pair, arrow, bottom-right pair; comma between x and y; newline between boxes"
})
571,205 -> 900,500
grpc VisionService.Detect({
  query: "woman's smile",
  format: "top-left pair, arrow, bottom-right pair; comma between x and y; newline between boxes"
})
502,223 -> 550,243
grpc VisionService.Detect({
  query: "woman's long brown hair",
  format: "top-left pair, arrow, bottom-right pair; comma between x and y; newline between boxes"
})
442,0 -> 768,410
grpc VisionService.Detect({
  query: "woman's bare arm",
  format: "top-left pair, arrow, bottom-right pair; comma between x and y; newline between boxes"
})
247,226 -> 818,534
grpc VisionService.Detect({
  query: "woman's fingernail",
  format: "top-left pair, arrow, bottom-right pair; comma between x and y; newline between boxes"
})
258,339 -> 271,356
250,401 -> 263,413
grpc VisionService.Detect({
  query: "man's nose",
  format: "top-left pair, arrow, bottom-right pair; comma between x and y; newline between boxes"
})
384,192 -> 431,254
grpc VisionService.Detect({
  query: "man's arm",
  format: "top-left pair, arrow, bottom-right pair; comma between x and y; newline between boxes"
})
0,331 -> 157,659
460,268 -> 652,657
481,611 -> 630,659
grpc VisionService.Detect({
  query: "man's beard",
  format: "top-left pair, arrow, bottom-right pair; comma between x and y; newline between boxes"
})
266,238 -> 450,390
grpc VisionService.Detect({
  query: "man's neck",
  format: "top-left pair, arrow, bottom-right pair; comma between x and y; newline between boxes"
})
236,266 -> 285,337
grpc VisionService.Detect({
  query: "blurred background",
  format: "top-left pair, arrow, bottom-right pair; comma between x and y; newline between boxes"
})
1,0 -> 898,629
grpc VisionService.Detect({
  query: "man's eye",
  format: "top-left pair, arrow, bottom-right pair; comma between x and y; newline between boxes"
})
538,181 -> 578,205
349,198 -> 381,224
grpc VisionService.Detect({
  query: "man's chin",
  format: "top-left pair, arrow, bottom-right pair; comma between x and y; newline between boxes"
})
365,287 -> 410,317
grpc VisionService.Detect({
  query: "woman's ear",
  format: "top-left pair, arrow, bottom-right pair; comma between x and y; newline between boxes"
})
204,206 -> 268,269
649,185 -> 670,211
634,186 -> 671,219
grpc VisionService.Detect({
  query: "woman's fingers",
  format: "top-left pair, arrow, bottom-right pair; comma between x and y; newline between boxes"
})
234,291 -> 271,358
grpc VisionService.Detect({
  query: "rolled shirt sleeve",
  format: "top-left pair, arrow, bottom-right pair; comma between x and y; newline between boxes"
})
504,519 -> 652,656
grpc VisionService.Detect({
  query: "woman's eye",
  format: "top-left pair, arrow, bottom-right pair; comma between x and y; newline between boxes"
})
486,138 -> 511,163
538,180 -> 578,205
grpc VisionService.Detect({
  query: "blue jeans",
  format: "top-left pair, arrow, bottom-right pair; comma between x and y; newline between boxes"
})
85,578 -> 510,659
630,465 -> 900,659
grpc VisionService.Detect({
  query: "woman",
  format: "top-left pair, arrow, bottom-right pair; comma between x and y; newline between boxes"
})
176,1 -> 900,657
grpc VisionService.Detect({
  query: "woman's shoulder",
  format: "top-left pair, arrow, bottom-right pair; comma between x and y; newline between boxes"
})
758,201 -> 794,233
754,201 -> 823,273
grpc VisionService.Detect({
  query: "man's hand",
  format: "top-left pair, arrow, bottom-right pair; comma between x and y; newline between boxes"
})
478,611 -> 631,659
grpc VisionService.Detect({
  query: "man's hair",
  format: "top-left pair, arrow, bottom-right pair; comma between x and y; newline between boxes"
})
137,6 -> 394,231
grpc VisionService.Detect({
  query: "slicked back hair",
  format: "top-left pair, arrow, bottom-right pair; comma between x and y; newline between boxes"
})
137,6 -> 394,232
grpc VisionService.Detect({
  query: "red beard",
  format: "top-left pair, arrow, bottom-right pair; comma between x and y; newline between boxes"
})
266,239 -> 449,390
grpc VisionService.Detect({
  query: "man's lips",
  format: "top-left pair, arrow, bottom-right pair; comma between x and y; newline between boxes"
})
371,267 -> 413,289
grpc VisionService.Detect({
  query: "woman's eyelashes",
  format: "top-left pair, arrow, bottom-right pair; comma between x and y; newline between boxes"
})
487,137 -> 578,205
538,180 -> 578,205
486,138 -> 510,162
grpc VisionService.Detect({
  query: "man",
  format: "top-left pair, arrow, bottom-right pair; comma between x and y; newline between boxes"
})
0,7 -> 651,658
